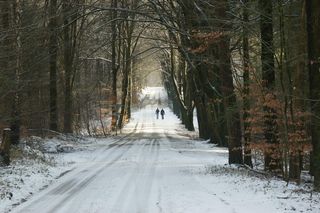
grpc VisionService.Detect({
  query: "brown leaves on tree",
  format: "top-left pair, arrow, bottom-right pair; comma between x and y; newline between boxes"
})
243,80 -> 311,170
189,31 -> 224,54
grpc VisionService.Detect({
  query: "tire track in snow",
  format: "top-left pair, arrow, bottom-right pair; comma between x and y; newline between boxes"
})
135,137 -> 160,213
51,119 -> 142,195
46,130 -> 145,212
12,120 -> 143,213
110,134 -> 160,213
163,130 -> 238,213
49,136 -> 135,195
46,139 -> 136,213
110,138 -> 149,212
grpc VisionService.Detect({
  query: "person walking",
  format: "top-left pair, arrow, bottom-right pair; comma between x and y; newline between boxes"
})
155,108 -> 160,119
160,108 -> 165,119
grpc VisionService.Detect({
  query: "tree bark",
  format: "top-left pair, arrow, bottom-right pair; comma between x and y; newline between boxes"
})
219,36 -> 243,164
242,0 -> 253,167
62,0 -> 79,133
217,0 -> 243,164
63,1 -> 73,133
0,129 -> 12,166
184,68 -> 195,131
287,1 -> 306,181
118,38 -> 131,128
194,94 -> 216,141
110,0 -> 119,131
118,0 -> 138,129
10,0 -> 22,145
259,0 -> 280,171
306,0 -> 320,191
49,0 -> 58,131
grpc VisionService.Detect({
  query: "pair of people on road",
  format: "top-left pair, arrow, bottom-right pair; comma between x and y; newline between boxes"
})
155,108 -> 165,119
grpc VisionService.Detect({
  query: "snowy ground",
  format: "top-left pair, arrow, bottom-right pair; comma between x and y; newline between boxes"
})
1,87 -> 319,213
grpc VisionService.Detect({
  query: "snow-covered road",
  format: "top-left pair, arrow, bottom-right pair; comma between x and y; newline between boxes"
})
10,101 -> 320,212
12,104 -> 229,213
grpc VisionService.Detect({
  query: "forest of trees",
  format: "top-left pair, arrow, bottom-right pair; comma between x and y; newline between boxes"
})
0,0 -> 320,191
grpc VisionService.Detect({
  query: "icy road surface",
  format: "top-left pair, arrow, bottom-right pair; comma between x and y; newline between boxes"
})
11,90 -> 320,213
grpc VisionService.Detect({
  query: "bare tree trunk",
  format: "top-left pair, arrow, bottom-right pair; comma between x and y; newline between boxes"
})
242,0 -> 252,167
217,0 -> 243,164
306,0 -> 320,191
126,60 -> 133,120
99,82 -> 107,136
49,0 -> 58,131
62,0 -> 79,133
0,129 -> 12,165
185,68 -> 195,131
259,0 -> 280,171
282,1 -> 306,182
110,0 -> 119,131
63,1 -> 73,133
118,2 -> 132,129
10,0 -> 22,145
195,96 -> 210,139
118,45 -> 131,129
219,36 -> 243,164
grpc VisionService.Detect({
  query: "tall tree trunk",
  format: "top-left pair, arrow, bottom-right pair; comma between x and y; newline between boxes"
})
0,129 -> 12,165
118,0 -> 137,129
194,94 -> 210,139
306,0 -> 320,191
217,0 -> 243,164
286,1 -> 306,181
63,1 -> 73,133
62,1 -> 79,133
10,0 -> 22,145
170,46 -> 194,131
1,0 -> 20,144
219,36 -> 243,164
278,1 -> 291,179
259,0 -> 279,171
127,61 -> 133,120
185,67 -> 195,131
0,1 -> 14,160
110,0 -> 119,131
118,41 -> 131,129
49,0 -> 58,131
242,0 -> 253,167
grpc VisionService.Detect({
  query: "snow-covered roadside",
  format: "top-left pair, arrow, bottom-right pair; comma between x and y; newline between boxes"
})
0,136 -> 116,213
167,138 -> 313,211
201,165 -> 317,212
162,138 -> 319,213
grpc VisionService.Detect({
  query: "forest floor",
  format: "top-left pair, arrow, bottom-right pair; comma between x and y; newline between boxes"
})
0,87 -> 319,213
